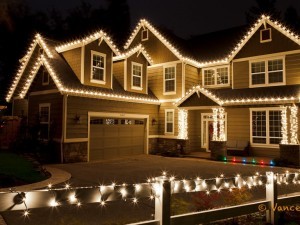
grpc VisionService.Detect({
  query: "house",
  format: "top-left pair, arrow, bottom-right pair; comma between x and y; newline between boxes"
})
6,15 -> 300,163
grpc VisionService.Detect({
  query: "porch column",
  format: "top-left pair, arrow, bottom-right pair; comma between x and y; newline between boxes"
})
280,106 -> 288,144
290,104 -> 298,144
212,107 -> 226,141
212,108 -> 219,141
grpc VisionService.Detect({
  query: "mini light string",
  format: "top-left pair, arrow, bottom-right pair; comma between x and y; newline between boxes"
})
2,171 -> 299,218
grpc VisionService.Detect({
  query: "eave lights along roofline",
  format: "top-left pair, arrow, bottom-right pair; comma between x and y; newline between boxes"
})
6,33 -> 53,102
55,30 -> 120,55
175,85 -> 300,107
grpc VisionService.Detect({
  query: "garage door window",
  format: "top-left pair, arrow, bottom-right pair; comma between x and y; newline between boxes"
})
105,119 -> 118,125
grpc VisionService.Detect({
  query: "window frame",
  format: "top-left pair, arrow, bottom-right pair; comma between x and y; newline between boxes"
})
260,28 -> 272,43
42,69 -> 49,86
249,56 -> 285,88
202,65 -> 230,87
39,103 -> 51,140
250,107 -> 282,147
141,29 -> 149,41
165,109 -> 175,134
163,65 -> 176,95
131,62 -> 143,90
90,51 -> 106,84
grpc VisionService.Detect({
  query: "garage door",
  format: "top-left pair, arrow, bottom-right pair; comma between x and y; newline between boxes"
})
89,118 -> 145,161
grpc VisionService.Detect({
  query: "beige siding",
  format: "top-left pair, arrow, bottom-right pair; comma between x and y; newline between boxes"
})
286,53 -> 300,85
13,99 -> 28,117
226,108 -> 250,141
235,24 -> 300,59
30,67 -> 57,92
232,61 -> 249,89
158,102 -> 178,136
28,93 -> 63,139
66,96 -> 159,139
84,40 -> 113,89
188,110 -> 201,151
62,48 -> 81,81
113,61 -> 125,88
148,63 -> 182,100
185,64 -> 199,91
126,53 -> 148,94
128,29 -> 179,63
251,147 -> 279,158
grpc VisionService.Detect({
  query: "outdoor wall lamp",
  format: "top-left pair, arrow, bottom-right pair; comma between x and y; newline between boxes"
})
152,118 -> 158,126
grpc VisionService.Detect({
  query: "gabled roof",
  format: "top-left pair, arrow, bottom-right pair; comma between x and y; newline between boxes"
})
176,85 -> 300,107
7,35 -> 159,105
113,44 -> 154,65
55,30 -> 120,55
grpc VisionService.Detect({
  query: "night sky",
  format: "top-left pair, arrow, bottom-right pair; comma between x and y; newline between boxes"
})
26,0 -> 300,38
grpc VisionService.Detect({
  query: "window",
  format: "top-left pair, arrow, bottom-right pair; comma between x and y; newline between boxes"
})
165,109 -> 174,134
203,66 -> 229,87
42,69 -> 49,85
91,51 -> 106,84
131,62 -> 142,90
251,108 -> 282,145
141,29 -> 148,41
260,28 -> 272,43
250,58 -> 284,87
39,104 -> 50,140
164,66 -> 176,94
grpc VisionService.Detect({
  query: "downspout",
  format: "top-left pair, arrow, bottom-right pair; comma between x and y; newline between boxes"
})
61,94 -> 67,163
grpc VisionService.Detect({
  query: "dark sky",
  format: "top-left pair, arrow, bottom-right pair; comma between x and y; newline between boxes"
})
23,0 -> 300,38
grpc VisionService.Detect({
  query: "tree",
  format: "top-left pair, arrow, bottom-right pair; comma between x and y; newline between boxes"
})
246,0 -> 281,23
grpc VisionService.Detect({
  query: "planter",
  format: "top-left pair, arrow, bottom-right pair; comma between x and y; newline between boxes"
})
210,141 -> 227,160
279,144 -> 300,166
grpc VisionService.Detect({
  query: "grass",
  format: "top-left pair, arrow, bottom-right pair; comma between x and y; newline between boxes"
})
0,152 -> 47,188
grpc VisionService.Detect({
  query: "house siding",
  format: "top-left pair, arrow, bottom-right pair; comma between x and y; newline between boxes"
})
185,64 -> 199,91
13,99 -> 28,117
188,110 -> 202,151
232,61 -> 249,89
61,48 -> 82,81
126,53 -> 148,94
226,108 -> 249,141
84,40 -> 113,89
235,24 -> 300,59
158,102 -> 178,136
128,29 -> 179,63
113,60 -> 125,88
30,67 -> 57,92
286,53 -> 300,85
66,96 -> 159,139
148,63 -> 182,100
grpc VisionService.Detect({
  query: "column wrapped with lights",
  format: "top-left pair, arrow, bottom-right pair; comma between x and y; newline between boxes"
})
280,106 -> 288,144
178,109 -> 188,140
212,108 -> 218,141
218,108 -> 226,141
289,104 -> 298,144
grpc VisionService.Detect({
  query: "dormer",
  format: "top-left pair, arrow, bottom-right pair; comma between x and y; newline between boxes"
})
56,31 -> 120,89
113,45 -> 153,94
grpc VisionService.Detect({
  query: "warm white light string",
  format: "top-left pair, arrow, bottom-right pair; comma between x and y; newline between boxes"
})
212,108 -> 218,141
280,106 -> 288,144
289,104 -> 298,144
218,108 -> 226,141
178,109 -> 188,140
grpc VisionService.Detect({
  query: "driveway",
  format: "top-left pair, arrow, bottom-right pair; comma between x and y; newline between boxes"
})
51,155 -> 297,187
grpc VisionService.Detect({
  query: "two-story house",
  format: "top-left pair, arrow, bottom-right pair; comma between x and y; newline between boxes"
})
6,15 -> 300,162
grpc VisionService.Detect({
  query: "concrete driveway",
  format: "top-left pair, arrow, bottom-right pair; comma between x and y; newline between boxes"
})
51,154 -> 297,187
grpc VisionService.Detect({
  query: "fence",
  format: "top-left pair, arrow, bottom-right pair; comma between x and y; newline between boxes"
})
0,172 -> 299,225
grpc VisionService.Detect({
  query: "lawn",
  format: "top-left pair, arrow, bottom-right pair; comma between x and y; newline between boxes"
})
0,152 -> 47,188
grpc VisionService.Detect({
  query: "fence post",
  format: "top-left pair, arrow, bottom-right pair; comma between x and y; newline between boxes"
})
266,172 -> 278,225
155,176 -> 171,225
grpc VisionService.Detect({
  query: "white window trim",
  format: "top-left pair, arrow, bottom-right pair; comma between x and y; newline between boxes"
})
260,28 -> 272,43
90,50 -> 106,85
202,65 -> 230,87
163,65 -> 176,95
39,103 -> 51,140
250,107 -> 281,147
141,29 -> 149,41
165,109 -> 175,134
131,62 -> 143,90
249,56 -> 285,88
42,69 -> 49,86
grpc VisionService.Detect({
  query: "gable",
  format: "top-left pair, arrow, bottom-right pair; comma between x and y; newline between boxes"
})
179,92 -> 219,107
235,24 -> 300,59
61,47 -> 82,82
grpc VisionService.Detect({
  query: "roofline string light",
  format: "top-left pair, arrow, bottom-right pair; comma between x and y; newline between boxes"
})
55,30 -> 120,55
2,171 -> 299,217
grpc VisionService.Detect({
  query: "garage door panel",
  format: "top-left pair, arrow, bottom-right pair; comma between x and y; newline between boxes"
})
90,117 -> 145,161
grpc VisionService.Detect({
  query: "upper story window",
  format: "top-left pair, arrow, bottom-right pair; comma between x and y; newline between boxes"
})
165,109 -> 174,134
91,51 -> 106,84
141,29 -> 148,41
131,62 -> 143,90
250,108 -> 281,146
164,66 -> 176,95
260,28 -> 272,43
42,69 -> 49,85
203,66 -> 229,87
250,57 -> 285,87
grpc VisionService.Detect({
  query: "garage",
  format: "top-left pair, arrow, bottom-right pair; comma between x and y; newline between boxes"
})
89,117 -> 146,161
